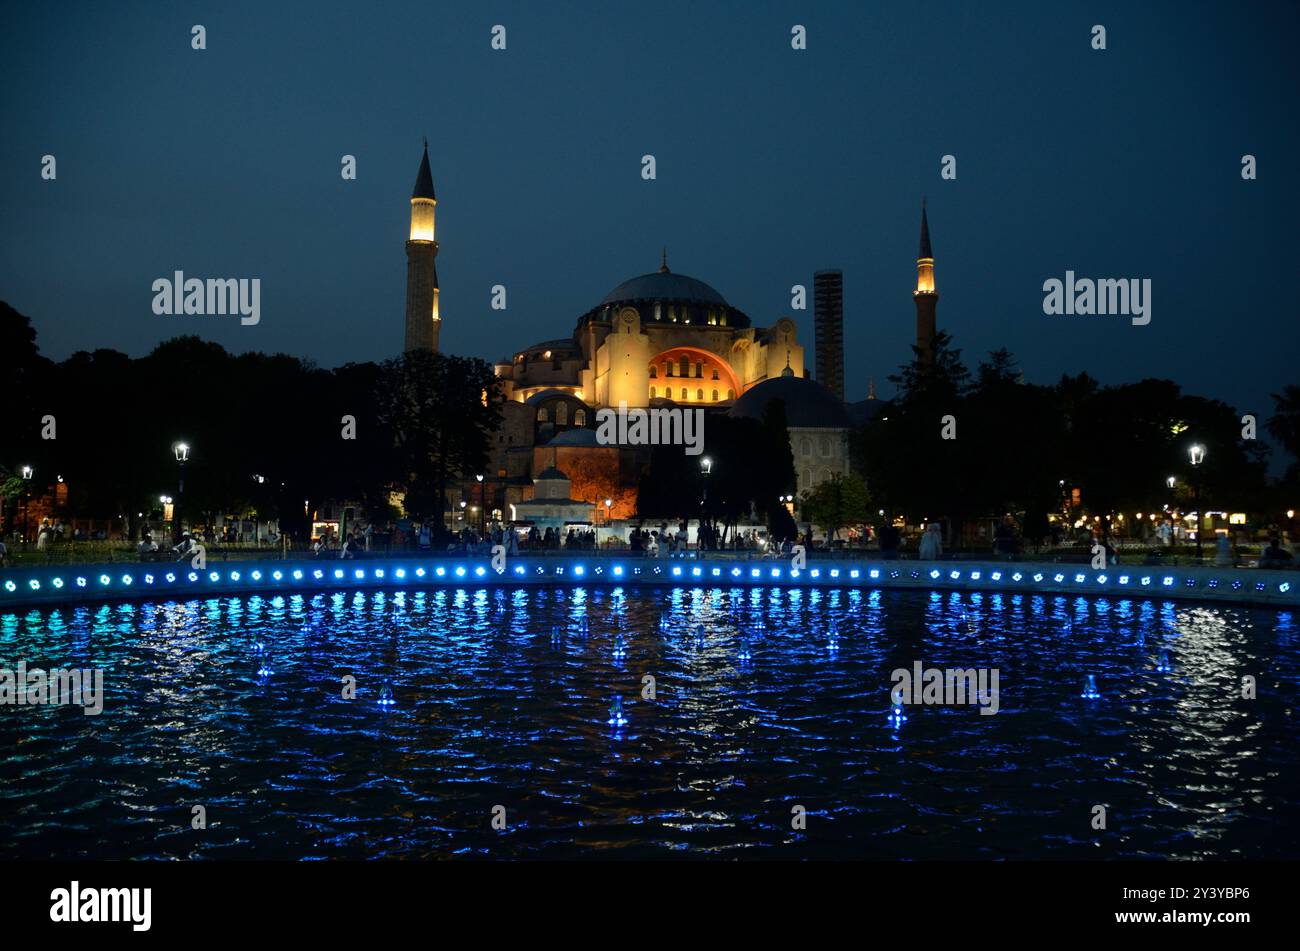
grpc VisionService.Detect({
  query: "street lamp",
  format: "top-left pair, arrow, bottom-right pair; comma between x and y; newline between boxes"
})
1189,444 -> 1205,563
172,442 -> 190,545
476,474 -> 485,535
19,465 -> 33,547
700,457 -> 712,549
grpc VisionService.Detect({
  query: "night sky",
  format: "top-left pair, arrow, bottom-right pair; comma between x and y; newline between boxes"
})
3,1 -> 1297,423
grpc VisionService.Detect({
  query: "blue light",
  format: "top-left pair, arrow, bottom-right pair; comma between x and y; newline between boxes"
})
1032,573 -> 1044,583
100,574 -> 111,586
613,565 -> 624,576
970,571 -> 981,581
374,568 -> 385,579
991,571 -> 1002,581
870,569 -> 882,580
475,566 -> 486,577
1053,573 -> 1065,583
607,696 -> 628,728
930,569 -> 941,579
76,577 -> 87,587
28,579 -> 40,590
691,567 -> 702,577
1118,575 -> 1129,585
1162,576 -> 1174,587
165,572 -> 176,582
1282,582 -> 1292,594
251,570 -> 262,581
257,664 -> 271,678
574,564 -> 589,577
789,569 -> 800,579
436,567 -> 446,577
354,569 -> 365,580
750,568 -> 761,578
1011,572 -> 1023,582
949,570 -> 961,580
230,571 -> 241,582
292,570 -> 303,580
711,567 -> 721,577
1081,675 -> 1101,700
1156,652 -> 1172,673
513,565 -> 525,575
770,568 -> 781,578
671,566 -> 682,577
415,567 -> 426,578
209,571 -> 220,582
830,569 -> 840,579
313,569 -> 323,580
1074,574 -> 1086,583
1096,575 -> 1108,584
333,569 -> 344,579
850,569 -> 860,579
731,567 -> 741,577
454,566 -> 466,578
143,574 -> 154,585
1140,576 -> 1152,586
811,568 -> 821,578
53,577 -> 64,588
187,572 -> 198,582
3,581 -> 15,592
378,686 -> 396,707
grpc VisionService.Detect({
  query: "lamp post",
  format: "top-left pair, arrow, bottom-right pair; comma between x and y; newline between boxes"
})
19,465 -> 33,548
476,474 -> 485,535
1189,444 -> 1205,563
700,457 -> 712,550
172,442 -> 190,545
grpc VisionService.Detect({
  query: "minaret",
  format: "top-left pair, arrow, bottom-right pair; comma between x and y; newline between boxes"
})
404,139 -> 440,353
913,199 -> 938,367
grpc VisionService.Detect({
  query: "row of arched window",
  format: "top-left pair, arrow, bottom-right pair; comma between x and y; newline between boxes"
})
649,387 -> 734,402
536,405 -> 587,426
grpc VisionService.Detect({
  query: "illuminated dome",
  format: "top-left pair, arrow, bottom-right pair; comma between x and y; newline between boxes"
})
577,259 -> 751,329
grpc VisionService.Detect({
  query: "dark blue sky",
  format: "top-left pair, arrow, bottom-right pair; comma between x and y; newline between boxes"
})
3,1 -> 1297,423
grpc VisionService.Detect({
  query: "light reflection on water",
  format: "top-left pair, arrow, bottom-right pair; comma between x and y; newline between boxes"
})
1,586 -> 1296,859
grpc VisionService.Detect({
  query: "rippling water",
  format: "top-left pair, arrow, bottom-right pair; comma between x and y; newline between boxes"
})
1,585 -> 1297,859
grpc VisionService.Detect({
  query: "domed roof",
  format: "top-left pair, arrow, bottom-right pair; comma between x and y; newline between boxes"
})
545,428 -> 601,447
601,271 -> 728,307
535,467 -> 569,481
525,388 -> 587,406
730,375 -> 851,428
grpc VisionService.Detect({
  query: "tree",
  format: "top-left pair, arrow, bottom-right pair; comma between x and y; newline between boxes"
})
800,472 -> 870,541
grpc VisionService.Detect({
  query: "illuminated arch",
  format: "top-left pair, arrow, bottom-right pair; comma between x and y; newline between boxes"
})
648,347 -> 740,403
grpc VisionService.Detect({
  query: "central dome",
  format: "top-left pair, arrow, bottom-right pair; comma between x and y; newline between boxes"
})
577,260 -> 752,330
600,271 -> 728,307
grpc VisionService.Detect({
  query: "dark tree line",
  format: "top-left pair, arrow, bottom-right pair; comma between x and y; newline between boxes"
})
855,332 -> 1292,543
0,302 -> 499,542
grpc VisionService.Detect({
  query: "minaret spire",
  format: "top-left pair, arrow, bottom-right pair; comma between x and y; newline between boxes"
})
659,247 -> 670,273
404,140 -> 441,352
913,199 -> 938,368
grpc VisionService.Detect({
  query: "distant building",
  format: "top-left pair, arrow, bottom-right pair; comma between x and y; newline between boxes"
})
914,200 -> 938,367
813,270 -> 844,401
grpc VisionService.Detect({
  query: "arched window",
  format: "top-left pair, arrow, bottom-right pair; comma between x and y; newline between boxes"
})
711,389 -> 718,401
665,387 -> 672,399
666,363 -> 674,377
694,361 -> 703,378
711,369 -> 719,380
801,437 -> 812,456
820,437 -> 830,457
649,366 -> 657,378
679,356 -> 689,376
696,389 -> 704,401
727,388 -> 734,400
556,403 -> 568,426
574,409 -> 586,426
650,386 -> 657,398
537,408 -> 549,423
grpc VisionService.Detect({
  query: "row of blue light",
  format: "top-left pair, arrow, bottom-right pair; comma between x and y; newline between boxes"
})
2,562 -> 1292,597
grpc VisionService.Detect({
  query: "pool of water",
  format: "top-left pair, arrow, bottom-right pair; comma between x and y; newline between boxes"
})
2,586 -> 1297,859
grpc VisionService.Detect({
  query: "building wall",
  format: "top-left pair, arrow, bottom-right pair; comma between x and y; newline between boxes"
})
791,426 -> 850,494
